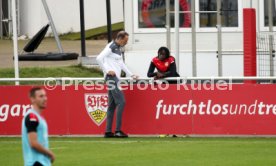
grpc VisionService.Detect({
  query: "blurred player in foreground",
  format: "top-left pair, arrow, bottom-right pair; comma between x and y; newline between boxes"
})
97,31 -> 138,138
22,87 -> 55,166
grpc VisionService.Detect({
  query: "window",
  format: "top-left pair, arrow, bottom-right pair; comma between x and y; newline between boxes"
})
263,1 -> 276,27
138,0 -> 191,28
134,0 -> 242,32
199,0 -> 239,28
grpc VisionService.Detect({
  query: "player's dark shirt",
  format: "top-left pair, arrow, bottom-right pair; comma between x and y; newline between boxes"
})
25,113 -> 39,133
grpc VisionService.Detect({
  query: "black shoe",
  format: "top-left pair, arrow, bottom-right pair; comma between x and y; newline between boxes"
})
115,131 -> 128,138
104,132 -> 115,138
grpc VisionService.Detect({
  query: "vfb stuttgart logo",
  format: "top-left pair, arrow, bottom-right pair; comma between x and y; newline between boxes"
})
85,94 -> 108,126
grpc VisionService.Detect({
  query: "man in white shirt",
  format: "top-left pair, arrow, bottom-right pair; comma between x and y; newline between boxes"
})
96,31 -> 138,138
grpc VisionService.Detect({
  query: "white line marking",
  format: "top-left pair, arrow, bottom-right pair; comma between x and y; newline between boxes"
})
51,147 -> 67,150
0,140 -> 276,144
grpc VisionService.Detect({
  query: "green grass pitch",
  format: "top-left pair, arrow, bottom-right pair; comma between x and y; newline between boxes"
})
1,137 -> 276,166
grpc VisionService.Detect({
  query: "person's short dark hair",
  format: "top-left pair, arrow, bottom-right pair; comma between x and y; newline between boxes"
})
29,87 -> 43,98
116,31 -> 129,40
158,47 -> 170,59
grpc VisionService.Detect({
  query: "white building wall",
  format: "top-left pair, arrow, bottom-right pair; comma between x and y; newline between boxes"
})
123,0 -> 262,77
19,0 -> 124,37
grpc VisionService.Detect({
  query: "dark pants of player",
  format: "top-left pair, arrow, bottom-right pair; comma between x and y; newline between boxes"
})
33,161 -> 43,166
105,75 -> 126,132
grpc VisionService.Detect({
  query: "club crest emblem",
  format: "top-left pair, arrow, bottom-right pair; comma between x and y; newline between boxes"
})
85,94 -> 108,126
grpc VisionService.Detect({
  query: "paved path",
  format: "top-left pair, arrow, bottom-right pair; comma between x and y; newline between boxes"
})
0,39 -> 107,68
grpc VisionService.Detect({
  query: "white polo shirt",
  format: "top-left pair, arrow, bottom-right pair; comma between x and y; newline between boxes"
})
96,41 -> 133,78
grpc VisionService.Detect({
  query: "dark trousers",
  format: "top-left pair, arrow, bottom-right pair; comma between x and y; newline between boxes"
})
33,161 -> 43,166
105,75 -> 126,132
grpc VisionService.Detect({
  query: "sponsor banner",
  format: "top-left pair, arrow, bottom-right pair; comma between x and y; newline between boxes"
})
0,85 -> 276,135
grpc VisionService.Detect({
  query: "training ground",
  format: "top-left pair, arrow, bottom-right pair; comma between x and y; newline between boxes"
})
1,137 -> 276,166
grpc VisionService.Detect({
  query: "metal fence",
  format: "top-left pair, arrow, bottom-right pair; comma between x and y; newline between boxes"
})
1,77 -> 276,85
257,33 -> 276,77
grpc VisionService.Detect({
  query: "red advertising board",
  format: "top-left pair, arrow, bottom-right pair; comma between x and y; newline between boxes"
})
1,84 -> 276,136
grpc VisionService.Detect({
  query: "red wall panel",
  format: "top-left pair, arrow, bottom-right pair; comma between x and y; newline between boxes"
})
0,84 -> 276,136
